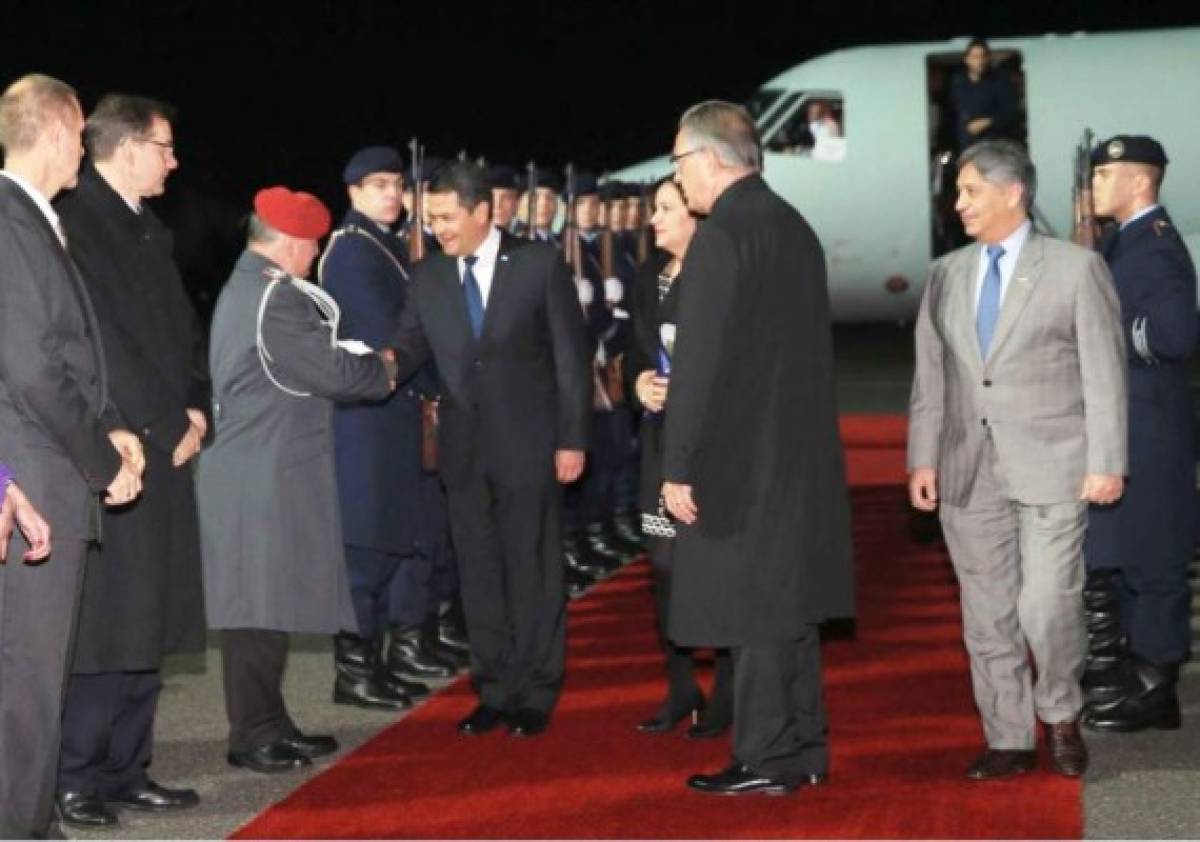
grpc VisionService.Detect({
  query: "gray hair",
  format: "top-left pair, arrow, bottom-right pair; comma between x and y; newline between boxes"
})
246,213 -> 280,246
958,139 -> 1037,209
0,73 -> 78,155
678,100 -> 762,171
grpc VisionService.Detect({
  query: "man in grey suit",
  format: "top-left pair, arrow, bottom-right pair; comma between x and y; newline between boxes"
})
908,139 -> 1127,781
0,73 -> 145,837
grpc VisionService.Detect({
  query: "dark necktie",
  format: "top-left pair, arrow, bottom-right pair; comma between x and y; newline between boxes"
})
462,254 -> 484,338
976,244 -> 1005,357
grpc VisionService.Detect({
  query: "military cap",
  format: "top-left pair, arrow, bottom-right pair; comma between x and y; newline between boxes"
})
533,166 -> 563,193
568,171 -> 599,198
342,145 -> 404,185
1091,135 -> 1169,168
487,164 -> 520,192
598,180 -> 624,203
254,186 -> 331,240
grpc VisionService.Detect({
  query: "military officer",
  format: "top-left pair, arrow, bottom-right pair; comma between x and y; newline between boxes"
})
1082,135 -> 1197,733
197,187 -> 397,774
319,146 -> 458,713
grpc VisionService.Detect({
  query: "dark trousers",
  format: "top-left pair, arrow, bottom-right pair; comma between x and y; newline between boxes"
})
345,545 -> 431,638
732,629 -> 828,780
446,472 -> 566,713
220,630 -> 296,752
0,536 -> 87,837
650,538 -> 732,716
58,671 -> 160,796
1114,562 -> 1192,665
579,408 -> 633,524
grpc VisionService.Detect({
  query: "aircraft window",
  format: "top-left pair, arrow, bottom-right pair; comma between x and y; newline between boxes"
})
745,88 -> 784,122
764,96 -> 845,161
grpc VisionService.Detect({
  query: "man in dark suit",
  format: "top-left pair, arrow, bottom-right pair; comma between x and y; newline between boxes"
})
662,100 -> 854,795
53,93 -> 209,828
390,161 -> 590,736
0,73 -> 145,838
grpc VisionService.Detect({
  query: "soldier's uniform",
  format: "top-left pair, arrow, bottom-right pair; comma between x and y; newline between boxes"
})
1082,136 -> 1198,732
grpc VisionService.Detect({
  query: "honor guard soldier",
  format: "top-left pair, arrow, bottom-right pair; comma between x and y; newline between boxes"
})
487,163 -> 521,233
197,187 -> 398,774
532,166 -> 563,246
1082,135 -> 1197,732
319,146 -> 459,713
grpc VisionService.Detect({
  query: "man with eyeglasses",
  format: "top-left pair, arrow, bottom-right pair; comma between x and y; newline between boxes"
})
53,93 -> 206,828
661,100 -> 853,795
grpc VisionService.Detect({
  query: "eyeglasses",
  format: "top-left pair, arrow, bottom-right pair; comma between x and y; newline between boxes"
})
669,148 -> 701,168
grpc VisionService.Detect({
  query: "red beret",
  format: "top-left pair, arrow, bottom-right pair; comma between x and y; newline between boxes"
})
253,186 -> 331,240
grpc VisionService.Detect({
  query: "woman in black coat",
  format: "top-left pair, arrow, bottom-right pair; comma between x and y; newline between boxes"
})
626,178 -> 732,737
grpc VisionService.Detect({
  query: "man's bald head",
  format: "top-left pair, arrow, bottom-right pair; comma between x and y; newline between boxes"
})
0,73 -> 80,156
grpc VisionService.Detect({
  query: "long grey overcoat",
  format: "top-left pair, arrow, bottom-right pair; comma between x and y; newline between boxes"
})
197,251 -> 391,633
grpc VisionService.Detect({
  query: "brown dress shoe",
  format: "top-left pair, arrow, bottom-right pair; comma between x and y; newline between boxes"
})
965,749 -> 1036,780
1045,722 -> 1088,777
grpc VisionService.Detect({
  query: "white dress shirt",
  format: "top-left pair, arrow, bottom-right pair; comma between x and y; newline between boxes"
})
973,219 -> 1032,314
0,169 -> 66,247
458,226 -> 501,306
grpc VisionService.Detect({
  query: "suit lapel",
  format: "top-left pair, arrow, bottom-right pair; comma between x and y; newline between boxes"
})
983,233 -> 1042,366
437,255 -> 477,350
947,245 -> 984,372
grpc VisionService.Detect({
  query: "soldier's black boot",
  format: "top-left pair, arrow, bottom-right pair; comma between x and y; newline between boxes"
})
563,532 -> 607,580
333,633 -> 413,711
1083,656 -> 1181,732
584,522 -> 632,566
565,566 -> 592,599
612,508 -> 645,551
1081,569 -> 1129,705
568,527 -> 619,573
419,610 -> 467,667
387,624 -> 456,681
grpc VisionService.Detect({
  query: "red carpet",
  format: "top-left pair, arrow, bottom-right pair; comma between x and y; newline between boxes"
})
234,415 -> 1081,839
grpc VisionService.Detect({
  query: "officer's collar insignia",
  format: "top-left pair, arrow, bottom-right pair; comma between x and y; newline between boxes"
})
1107,139 -> 1125,160
1153,219 -> 1171,236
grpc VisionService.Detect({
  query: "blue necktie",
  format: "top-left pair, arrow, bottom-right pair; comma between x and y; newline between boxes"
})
462,254 -> 484,339
976,244 -> 1005,357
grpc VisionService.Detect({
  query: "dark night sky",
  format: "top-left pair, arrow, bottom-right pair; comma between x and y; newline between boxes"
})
5,0 -> 1198,304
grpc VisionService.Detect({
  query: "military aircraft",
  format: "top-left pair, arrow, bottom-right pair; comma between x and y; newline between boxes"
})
610,27 -> 1200,322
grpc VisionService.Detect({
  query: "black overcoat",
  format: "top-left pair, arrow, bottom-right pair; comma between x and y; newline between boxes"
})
1085,208 -> 1197,572
55,165 -> 208,672
661,175 -> 854,645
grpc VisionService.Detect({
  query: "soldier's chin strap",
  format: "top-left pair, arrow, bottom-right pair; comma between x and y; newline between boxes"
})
256,266 -> 343,397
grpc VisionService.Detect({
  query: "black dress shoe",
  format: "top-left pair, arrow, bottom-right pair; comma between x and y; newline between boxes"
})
104,780 -> 199,811
1045,722 -> 1088,777
508,707 -> 549,736
458,705 -> 507,734
687,763 -> 824,796
1083,657 -> 1182,732
965,749 -> 1036,780
636,691 -> 705,734
334,671 -> 413,711
280,732 -> 339,759
565,566 -> 593,599
228,741 -> 312,774
56,791 -> 118,828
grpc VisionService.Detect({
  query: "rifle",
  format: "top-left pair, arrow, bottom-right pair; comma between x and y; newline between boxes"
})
563,163 -> 580,273
408,137 -> 426,262
525,161 -> 538,241
1071,128 -> 1097,249
635,182 -> 651,264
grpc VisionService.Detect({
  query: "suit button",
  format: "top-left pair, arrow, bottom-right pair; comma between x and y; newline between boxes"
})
473,360 -> 482,369
983,379 -> 992,387
981,418 -> 988,427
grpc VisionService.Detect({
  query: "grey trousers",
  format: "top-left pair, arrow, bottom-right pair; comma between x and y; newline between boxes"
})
939,446 -> 1087,750
0,536 -> 88,838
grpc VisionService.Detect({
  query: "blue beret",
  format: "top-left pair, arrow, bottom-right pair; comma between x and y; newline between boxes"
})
487,164 -> 520,191
567,171 -> 599,198
343,145 -> 404,185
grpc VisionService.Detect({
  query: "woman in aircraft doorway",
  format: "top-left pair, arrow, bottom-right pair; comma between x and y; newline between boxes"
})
626,177 -> 732,738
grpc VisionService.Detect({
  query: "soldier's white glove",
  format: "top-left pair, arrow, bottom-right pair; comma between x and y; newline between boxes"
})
603,277 -> 624,304
576,277 -> 594,307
